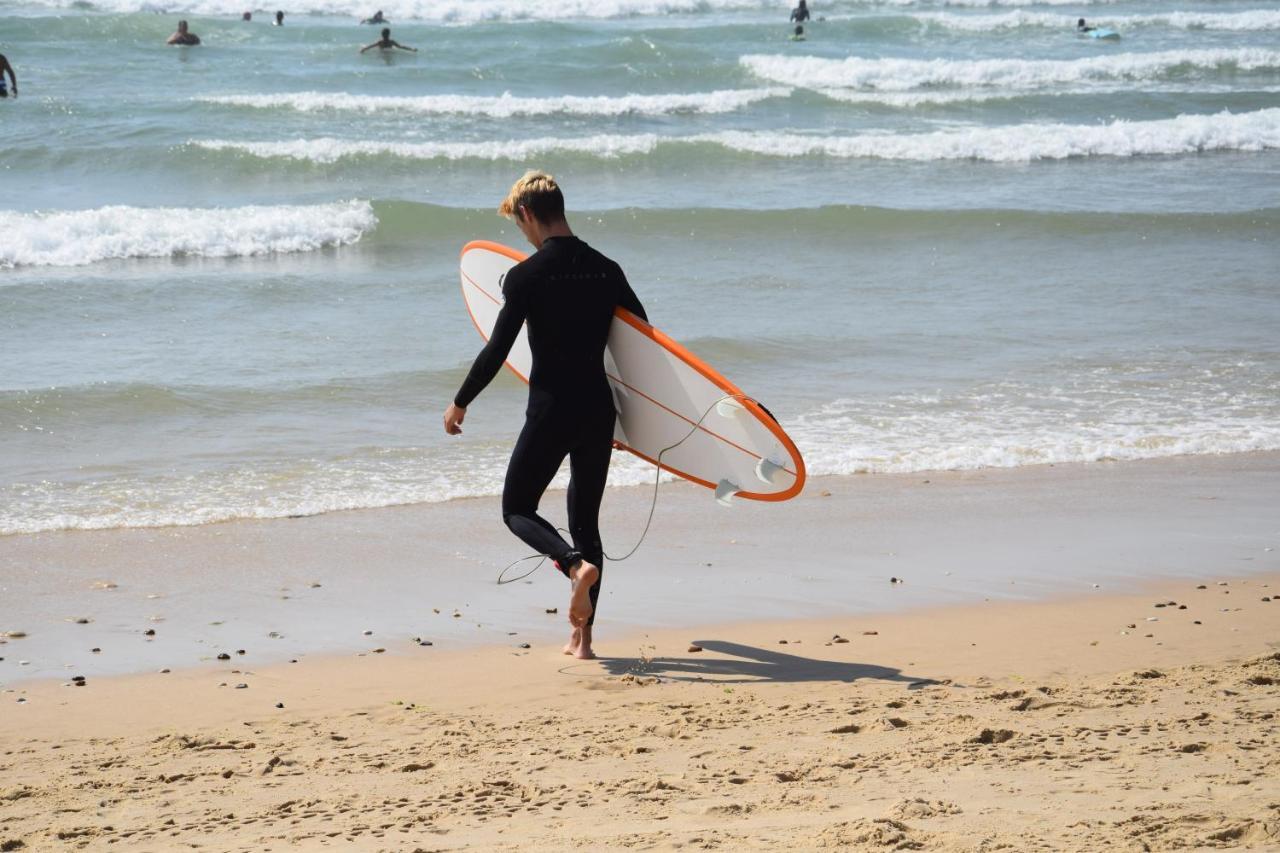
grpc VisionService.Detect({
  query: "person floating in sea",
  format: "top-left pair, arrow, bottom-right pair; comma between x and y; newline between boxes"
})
1076,17 -> 1095,32
274,10 -> 285,25
166,20 -> 201,45
443,171 -> 647,660
360,27 -> 416,52
360,10 -> 387,24
790,0 -> 810,23
790,24 -> 806,40
241,10 -> 252,20
0,53 -> 16,98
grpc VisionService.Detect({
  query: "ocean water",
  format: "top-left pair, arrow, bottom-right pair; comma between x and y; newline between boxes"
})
1,0 -> 1278,535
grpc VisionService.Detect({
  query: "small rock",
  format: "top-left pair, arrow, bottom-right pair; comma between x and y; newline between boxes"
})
819,490 -> 831,497
833,636 -> 849,644
862,630 -> 879,636
3,631 -> 27,639
236,649 -> 246,655
71,617 -> 91,624
890,577 -> 902,584
1193,620 -> 1202,625
275,702 -> 284,709
1178,605 -> 1187,609
1145,617 -> 1159,622
1196,584 -> 1207,590
517,643 -> 530,649
372,647 -> 386,653
143,629 -> 155,637
545,608 -> 558,614
217,653 -> 231,661
159,669 -> 170,674
91,648 -> 101,654
1154,603 -> 1166,608
1217,581 -> 1228,586
1262,597 -> 1272,603
310,582 -> 322,588
687,645 -> 703,653
362,630 -> 373,636
778,639 -> 788,645
418,640 -> 433,647
235,683 -> 248,689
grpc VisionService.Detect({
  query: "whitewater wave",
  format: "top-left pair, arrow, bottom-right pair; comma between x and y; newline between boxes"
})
191,108 -> 1280,164
741,48 -> 1280,91
25,0 -> 767,22
199,88 -> 789,118
0,201 -> 375,269
911,9 -> 1280,33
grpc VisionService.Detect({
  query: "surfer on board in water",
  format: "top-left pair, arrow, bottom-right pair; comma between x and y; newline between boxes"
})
443,171 -> 647,660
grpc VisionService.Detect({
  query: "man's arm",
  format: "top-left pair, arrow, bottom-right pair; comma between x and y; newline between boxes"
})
616,266 -> 647,323
392,41 -> 417,52
452,276 -> 529,410
2,59 -> 14,96
360,41 -> 377,53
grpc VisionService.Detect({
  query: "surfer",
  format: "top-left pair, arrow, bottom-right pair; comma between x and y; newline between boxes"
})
360,27 -> 416,52
790,0 -> 810,23
274,10 -> 284,25
1076,17 -> 1095,32
361,10 -> 387,24
443,171 -> 647,660
0,54 -> 16,98
166,20 -> 201,45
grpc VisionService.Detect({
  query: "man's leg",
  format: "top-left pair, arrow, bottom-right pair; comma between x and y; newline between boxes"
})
562,407 -> 615,655
501,405 -> 577,565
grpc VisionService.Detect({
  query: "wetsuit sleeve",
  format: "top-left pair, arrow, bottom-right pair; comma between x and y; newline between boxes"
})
616,265 -> 648,323
453,272 -> 530,408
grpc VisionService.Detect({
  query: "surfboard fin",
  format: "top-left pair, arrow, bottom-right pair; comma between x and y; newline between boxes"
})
715,479 -> 740,507
755,456 -> 786,485
715,397 -> 746,419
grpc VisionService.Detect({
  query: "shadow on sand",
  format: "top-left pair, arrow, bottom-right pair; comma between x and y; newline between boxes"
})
564,640 -> 942,688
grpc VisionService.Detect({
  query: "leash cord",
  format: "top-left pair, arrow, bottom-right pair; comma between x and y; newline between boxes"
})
495,393 -> 753,585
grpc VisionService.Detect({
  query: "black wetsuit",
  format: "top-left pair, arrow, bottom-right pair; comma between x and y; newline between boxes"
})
454,235 -> 646,625
790,4 -> 810,22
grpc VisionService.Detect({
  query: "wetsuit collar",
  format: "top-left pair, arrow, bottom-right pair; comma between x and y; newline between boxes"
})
540,235 -> 578,249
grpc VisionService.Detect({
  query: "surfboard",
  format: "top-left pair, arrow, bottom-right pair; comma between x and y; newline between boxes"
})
459,240 -> 806,503
1086,28 -> 1119,39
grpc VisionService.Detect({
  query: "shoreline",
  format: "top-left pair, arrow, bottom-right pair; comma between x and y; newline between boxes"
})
2,451 -> 1278,684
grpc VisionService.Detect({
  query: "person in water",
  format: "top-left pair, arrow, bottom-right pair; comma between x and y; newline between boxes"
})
0,54 -> 16,98
360,27 -> 416,52
241,10 -> 252,20
166,20 -> 201,45
790,24 -> 805,40
361,10 -> 386,24
274,10 -> 284,25
443,171 -> 647,660
790,0 -> 810,23
1076,17 -> 1095,32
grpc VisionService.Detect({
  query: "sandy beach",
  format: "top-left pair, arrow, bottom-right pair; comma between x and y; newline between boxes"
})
3,455 -> 1279,851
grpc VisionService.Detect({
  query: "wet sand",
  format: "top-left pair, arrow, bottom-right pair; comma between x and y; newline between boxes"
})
2,452 -> 1278,681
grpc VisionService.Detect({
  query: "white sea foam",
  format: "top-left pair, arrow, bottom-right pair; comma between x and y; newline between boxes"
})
199,88 -> 789,118
702,109 -> 1280,161
0,201 -> 376,269
192,135 -> 666,162
911,9 -> 1280,32
31,0 -> 765,22
193,108 -> 1280,164
741,48 -> 1280,91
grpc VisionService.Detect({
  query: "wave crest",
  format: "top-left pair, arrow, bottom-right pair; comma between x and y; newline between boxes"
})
0,201 -> 376,269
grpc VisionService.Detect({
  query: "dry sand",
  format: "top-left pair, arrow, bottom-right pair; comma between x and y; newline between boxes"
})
2,571 -> 1278,851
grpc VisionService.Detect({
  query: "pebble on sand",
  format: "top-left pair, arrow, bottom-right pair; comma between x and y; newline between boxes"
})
143,629 -> 156,636
217,653 -> 231,660
688,644 -> 703,653
863,630 -> 879,636
517,643 -> 530,649
545,608 -> 558,614
235,683 -> 248,689
275,702 -> 284,708
832,635 -> 849,644
3,631 -> 27,639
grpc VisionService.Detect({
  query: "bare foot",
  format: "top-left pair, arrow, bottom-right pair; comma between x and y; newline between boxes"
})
563,627 -> 581,656
568,561 -> 599,628
573,624 -> 596,660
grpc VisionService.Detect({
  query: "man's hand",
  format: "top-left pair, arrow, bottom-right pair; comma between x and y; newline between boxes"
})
443,402 -> 466,435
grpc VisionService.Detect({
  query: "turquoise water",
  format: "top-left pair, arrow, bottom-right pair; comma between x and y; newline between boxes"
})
1,0 -> 1278,534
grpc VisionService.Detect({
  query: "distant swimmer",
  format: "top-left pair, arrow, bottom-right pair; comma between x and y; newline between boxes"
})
360,27 -> 416,53
274,10 -> 284,25
241,10 -> 251,20
789,0 -> 810,23
166,19 -> 201,45
1076,17 -> 1095,32
0,54 -> 16,98
790,24 -> 806,41
360,10 -> 387,24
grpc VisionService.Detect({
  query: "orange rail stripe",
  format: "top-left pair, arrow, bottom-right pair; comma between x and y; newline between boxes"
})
458,240 -> 806,502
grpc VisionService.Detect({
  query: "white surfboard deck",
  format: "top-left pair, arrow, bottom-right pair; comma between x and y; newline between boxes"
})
459,240 -> 805,503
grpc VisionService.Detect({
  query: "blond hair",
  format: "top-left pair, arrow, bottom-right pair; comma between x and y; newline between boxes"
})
498,170 -> 565,224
